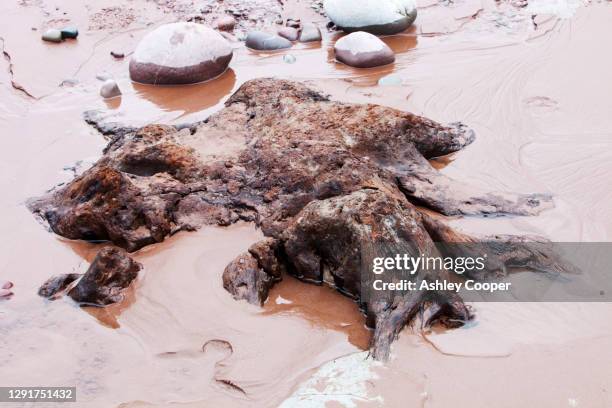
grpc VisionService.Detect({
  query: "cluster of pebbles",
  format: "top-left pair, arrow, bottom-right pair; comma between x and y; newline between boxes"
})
246,20 -> 322,51
41,26 -> 78,43
32,0 -> 422,102
91,0 -> 421,97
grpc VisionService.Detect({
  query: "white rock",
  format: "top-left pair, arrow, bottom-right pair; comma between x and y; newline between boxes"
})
334,31 -> 395,68
130,22 -> 233,85
42,29 -> 63,43
336,31 -> 386,53
324,0 -> 417,35
100,79 -> 121,99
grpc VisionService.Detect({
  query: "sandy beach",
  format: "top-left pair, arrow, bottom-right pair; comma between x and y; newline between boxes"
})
1,0 -> 612,406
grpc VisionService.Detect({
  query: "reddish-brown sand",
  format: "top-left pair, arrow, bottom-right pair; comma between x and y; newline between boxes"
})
1,0 -> 611,407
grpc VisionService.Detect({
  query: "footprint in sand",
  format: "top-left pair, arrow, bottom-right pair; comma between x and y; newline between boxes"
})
523,95 -> 560,115
156,339 -> 247,398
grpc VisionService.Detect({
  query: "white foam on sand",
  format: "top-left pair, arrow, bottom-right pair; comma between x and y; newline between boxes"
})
335,32 -> 387,54
275,295 -> 293,305
278,352 -> 384,408
324,0 -> 416,27
133,22 -> 232,68
525,0 -> 585,18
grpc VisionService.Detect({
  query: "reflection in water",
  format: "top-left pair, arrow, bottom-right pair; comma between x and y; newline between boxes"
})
104,96 -> 122,110
131,69 -> 237,115
263,276 -> 371,350
382,26 -> 419,53
83,283 -> 138,329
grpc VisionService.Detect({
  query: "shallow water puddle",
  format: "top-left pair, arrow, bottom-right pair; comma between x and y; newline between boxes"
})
2,0 -> 612,406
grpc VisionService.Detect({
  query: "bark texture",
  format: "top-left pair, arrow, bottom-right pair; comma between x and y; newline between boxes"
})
29,79 -> 560,357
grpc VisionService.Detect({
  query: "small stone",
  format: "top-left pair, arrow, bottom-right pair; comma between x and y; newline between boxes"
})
511,0 -> 528,7
61,27 -> 79,39
38,274 -> 80,299
60,78 -> 79,87
378,74 -> 402,86
215,15 -> 237,31
298,24 -> 322,42
283,54 -> 297,64
100,79 -> 121,99
0,280 -> 13,298
42,29 -> 62,43
286,18 -> 301,28
277,26 -> 299,41
245,31 -> 292,51
96,72 -> 113,81
334,31 -> 395,68
185,13 -> 204,23
110,51 -> 125,59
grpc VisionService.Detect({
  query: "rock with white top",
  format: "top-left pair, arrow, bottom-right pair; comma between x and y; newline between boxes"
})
100,79 -> 121,99
324,0 -> 417,35
130,22 -> 233,85
42,29 -> 62,43
334,31 -> 395,68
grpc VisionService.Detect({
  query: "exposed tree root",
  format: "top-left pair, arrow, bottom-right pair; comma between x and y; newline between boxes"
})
28,79 -> 565,359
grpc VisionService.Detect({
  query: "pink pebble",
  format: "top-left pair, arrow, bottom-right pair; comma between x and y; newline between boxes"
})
1,280 -> 12,289
0,288 -> 13,298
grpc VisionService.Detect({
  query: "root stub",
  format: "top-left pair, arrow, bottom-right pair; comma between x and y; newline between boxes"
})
28,78 -> 552,253
28,79 -> 561,359
222,189 -> 568,360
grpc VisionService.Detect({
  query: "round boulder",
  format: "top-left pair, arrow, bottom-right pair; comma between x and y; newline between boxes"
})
277,27 -> 300,41
334,31 -> 395,68
245,31 -> 292,51
324,0 -> 417,35
130,22 -> 233,85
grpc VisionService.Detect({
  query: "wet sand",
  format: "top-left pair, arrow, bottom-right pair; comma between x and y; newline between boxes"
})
1,0 -> 612,407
